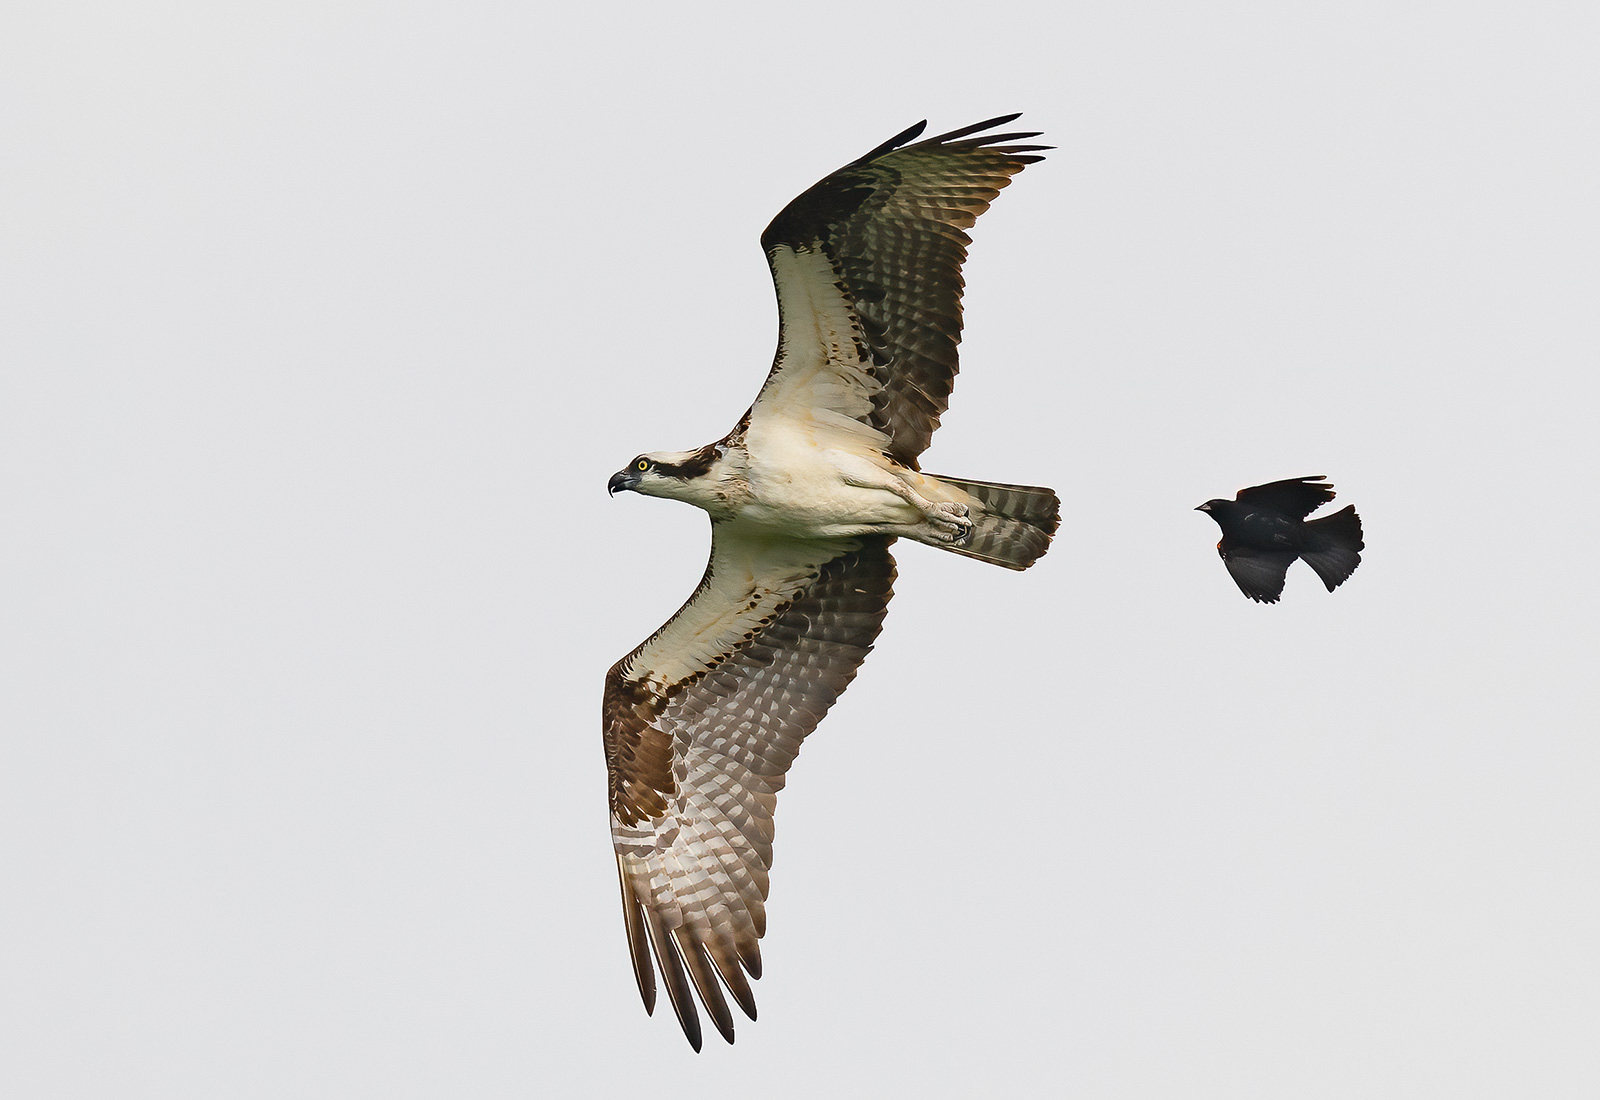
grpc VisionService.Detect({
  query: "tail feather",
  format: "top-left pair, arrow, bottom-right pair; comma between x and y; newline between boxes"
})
930,474 -> 1060,571
1301,504 -> 1364,591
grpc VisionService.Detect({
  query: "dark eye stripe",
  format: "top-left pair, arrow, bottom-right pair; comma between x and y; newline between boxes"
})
651,444 -> 718,480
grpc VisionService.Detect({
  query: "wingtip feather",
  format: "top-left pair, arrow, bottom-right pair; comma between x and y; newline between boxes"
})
926,113 -> 1025,143
707,938 -> 759,1021
643,910 -> 703,1052
854,119 -> 929,164
676,930 -> 738,1045
616,856 -> 657,1015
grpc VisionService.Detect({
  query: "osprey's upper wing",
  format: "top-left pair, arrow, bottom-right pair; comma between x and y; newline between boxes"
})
604,530 -> 896,1049
748,116 -> 1046,465
1235,475 -> 1336,519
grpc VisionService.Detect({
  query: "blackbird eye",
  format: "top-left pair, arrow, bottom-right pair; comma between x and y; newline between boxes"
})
636,459 -> 650,472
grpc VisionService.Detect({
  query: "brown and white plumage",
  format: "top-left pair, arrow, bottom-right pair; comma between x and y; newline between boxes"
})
604,116 -> 1059,1049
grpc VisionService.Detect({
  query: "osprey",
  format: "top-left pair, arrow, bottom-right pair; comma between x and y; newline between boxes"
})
604,115 -> 1059,1050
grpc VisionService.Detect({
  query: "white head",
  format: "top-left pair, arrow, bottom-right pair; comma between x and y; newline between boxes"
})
607,446 -> 725,507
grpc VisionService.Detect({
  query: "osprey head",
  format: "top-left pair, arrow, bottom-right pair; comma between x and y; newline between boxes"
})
608,446 -> 721,501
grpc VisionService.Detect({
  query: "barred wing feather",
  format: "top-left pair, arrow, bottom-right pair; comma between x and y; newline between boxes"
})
753,115 -> 1047,465
604,533 -> 896,1048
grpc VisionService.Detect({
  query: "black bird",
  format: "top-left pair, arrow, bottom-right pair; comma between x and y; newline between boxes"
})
1195,476 -> 1364,603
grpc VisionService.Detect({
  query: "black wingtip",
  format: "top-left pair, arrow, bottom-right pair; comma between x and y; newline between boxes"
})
675,930 -> 737,1046
861,114 -> 1047,164
642,911 -> 703,1052
924,114 -> 1049,151
617,856 -> 657,1015
928,112 -> 1024,142
854,119 -> 929,165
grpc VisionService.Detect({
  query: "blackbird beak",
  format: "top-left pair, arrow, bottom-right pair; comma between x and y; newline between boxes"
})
608,470 -> 639,496
1195,502 -> 1211,512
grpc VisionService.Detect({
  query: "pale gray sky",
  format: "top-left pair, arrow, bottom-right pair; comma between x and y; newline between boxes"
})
3,2 -> 1597,1097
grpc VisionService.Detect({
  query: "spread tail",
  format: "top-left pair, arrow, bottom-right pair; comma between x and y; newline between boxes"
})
1300,504 -> 1364,591
929,474 -> 1060,571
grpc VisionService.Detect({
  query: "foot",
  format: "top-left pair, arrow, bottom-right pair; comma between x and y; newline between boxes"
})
926,501 -> 972,544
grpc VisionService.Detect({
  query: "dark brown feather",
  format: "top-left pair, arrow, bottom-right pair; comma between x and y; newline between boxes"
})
601,671 -> 675,826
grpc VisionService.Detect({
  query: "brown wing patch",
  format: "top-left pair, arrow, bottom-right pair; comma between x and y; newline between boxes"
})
603,596 -> 787,826
602,668 -> 677,826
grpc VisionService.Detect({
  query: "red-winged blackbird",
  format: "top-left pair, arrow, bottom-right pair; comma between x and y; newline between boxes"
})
1195,476 -> 1364,603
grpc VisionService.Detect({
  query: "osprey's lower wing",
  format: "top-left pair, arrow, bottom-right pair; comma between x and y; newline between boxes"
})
604,533 -> 896,1049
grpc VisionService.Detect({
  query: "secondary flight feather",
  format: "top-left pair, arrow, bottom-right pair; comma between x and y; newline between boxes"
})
603,115 -> 1059,1049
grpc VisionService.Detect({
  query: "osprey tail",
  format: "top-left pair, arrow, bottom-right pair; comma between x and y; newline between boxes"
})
929,474 -> 1060,571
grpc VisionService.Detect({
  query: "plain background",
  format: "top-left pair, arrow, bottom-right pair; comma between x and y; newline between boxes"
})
3,2 -> 1596,1096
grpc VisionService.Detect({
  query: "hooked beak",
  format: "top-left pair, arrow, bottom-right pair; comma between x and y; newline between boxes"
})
608,469 -> 640,496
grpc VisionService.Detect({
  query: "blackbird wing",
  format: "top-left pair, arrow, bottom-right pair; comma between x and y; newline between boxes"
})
1218,539 -> 1298,603
1234,475 -> 1336,520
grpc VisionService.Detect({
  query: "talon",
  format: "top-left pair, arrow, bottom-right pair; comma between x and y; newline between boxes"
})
919,500 -> 974,545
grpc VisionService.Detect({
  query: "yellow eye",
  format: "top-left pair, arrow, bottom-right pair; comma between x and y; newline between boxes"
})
636,459 -> 650,471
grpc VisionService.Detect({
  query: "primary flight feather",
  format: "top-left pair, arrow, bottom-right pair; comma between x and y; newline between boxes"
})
603,115 -> 1059,1049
